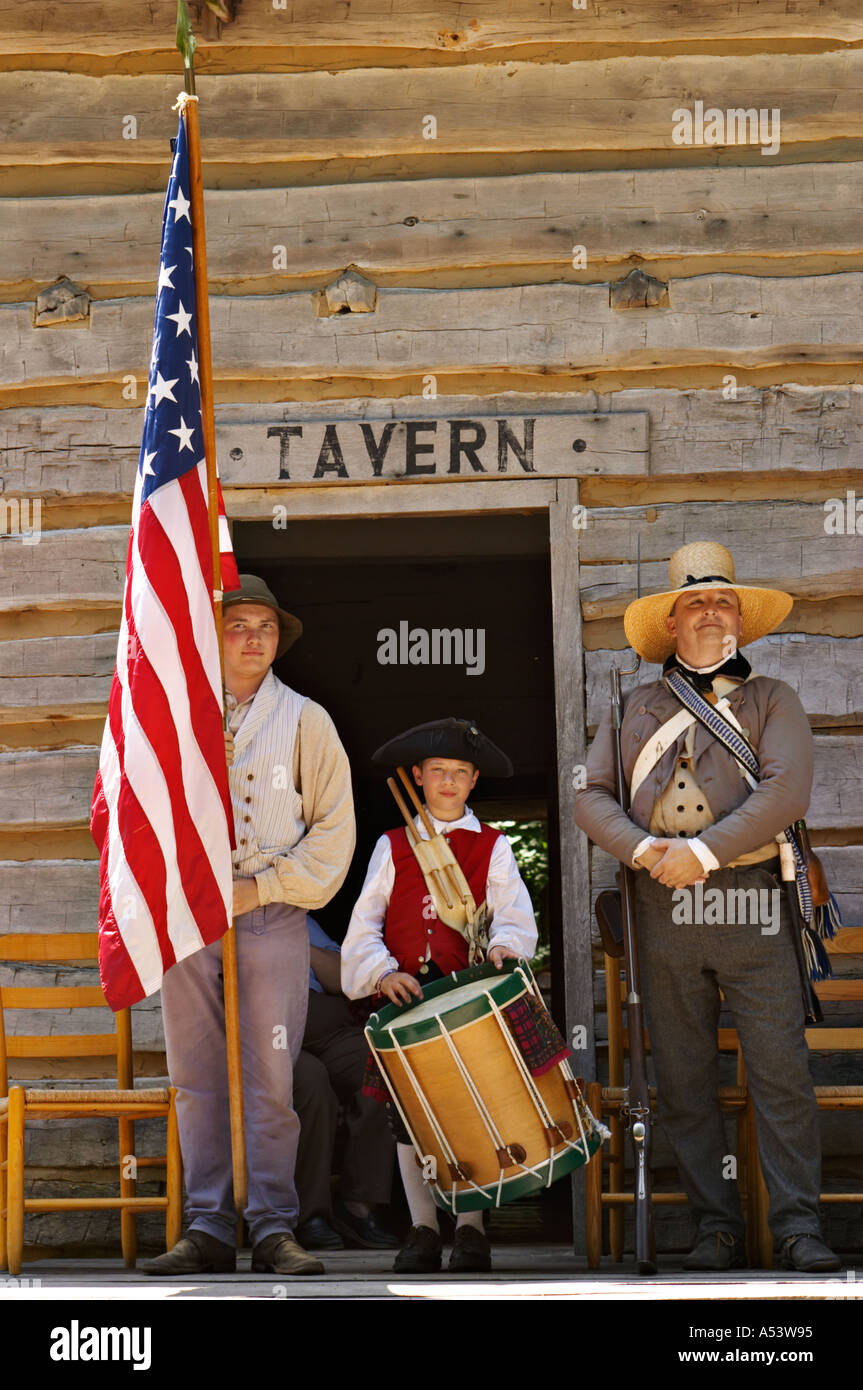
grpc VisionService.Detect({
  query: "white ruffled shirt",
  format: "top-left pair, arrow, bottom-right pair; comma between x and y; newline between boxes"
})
340,808 -> 538,1000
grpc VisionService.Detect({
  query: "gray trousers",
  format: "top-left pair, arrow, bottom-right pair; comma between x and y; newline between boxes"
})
294,992 -> 395,1219
634,864 -> 823,1243
160,901 -> 309,1247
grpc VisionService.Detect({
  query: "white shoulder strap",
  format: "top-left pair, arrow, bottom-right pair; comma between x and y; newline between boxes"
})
629,696 -> 744,800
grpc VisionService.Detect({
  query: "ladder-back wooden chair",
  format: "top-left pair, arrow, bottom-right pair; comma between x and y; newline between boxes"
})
0,930 -> 182,1275
586,949 -> 758,1267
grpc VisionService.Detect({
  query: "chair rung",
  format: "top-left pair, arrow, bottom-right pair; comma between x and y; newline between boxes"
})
23,1197 -> 169,1213
21,1088 -> 169,1103
601,1193 -> 689,1206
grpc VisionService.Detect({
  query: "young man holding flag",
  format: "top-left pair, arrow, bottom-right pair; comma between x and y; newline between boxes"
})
145,575 -> 355,1276
90,98 -> 355,1277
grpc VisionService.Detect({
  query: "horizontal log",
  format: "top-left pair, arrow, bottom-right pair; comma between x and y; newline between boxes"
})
586,635 -> 863,730
2,734 -> 858,833
0,827 -> 100,861
2,56 -> 861,194
0,859 -> 99,933
7,163 -> 863,301
4,0 -> 861,76
0,528 -> 127,605
590,844 -> 863,923
3,278 -> 863,396
579,499 -> 863,611
3,388 -> 862,500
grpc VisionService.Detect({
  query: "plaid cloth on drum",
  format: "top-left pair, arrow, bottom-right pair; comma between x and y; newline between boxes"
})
501,991 -> 570,1077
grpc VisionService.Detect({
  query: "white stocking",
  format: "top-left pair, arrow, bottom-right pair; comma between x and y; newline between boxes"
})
397,1143 -> 440,1232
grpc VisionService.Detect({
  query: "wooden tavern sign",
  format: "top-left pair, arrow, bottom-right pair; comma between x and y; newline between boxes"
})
220,412 -> 650,484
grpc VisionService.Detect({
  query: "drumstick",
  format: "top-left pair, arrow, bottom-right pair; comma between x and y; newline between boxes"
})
395,765 -> 466,911
386,776 -> 421,847
388,772 -> 456,911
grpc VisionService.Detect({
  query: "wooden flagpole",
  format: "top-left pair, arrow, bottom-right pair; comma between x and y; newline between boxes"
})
176,1 -> 248,1216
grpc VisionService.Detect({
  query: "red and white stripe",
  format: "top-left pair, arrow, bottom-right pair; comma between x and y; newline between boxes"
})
91,461 -> 238,1009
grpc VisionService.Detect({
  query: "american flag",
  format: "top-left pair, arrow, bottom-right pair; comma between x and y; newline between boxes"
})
91,115 -> 240,1010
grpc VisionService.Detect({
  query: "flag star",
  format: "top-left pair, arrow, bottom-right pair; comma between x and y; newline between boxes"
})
168,417 -> 195,452
187,349 -> 199,383
168,187 -> 191,223
141,450 -> 157,477
184,246 -> 194,261
165,300 -> 193,337
157,263 -> 176,293
149,371 -> 179,406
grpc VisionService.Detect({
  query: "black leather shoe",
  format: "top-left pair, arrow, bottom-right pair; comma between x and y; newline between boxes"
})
251,1231 -> 325,1275
682,1231 -> 746,1271
392,1225 -> 442,1274
143,1229 -> 236,1276
334,1201 -> 399,1250
780,1233 -> 841,1273
449,1224 -> 491,1273
297,1215 -> 345,1250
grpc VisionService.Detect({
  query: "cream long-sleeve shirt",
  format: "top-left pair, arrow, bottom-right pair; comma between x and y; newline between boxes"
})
340,808 -> 538,1000
226,673 -> 355,910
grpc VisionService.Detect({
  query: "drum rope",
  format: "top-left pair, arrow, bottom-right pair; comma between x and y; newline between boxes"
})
385,1030 -> 491,1206
364,1030 -> 439,1158
431,1016 -> 550,1201
514,966 -> 606,1153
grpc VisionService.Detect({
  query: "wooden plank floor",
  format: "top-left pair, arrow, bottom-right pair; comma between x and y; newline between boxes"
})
2,1250 -> 860,1300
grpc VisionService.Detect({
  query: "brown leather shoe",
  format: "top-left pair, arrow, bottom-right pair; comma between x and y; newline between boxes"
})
143,1229 -> 236,1276
251,1231 -> 325,1276
682,1231 -> 746,1271
780,1233 -> 841,1273
449,1224 -> 491,1273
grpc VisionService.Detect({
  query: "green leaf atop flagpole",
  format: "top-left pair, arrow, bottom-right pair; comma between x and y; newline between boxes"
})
176,0 -> 197,92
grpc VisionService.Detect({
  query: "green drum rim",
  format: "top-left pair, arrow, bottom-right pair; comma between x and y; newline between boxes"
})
430,1127 -> 603,1213
366,958 -> 533,1050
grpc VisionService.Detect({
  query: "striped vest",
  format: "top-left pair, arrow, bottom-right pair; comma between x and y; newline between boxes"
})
229,670 -> 307,876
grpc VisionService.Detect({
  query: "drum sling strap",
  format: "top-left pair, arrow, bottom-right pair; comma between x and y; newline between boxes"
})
663,668 -> 840,980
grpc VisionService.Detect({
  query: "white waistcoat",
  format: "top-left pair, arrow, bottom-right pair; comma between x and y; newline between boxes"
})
229,671 -> 307,876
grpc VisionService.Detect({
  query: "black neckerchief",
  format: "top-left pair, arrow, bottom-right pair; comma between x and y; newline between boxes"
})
662,651 -> 751,696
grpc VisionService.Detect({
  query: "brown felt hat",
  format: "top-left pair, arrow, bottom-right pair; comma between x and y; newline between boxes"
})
623,542 -> 793,664
222,574 -> 303,658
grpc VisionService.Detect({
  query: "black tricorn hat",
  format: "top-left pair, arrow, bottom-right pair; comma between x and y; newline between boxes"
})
372,717 -> 513,777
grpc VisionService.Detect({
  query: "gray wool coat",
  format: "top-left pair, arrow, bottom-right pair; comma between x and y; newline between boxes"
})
574,674 -> 814,867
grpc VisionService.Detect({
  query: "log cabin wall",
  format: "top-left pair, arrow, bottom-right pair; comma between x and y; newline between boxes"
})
0,0 -> 861,1257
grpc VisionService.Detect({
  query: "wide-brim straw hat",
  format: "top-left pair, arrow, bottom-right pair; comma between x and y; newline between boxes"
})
623,542 -> 793,664
222,573 -> 303,658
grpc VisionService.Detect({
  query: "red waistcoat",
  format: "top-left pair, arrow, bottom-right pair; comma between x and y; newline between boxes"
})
384,824 -> 500,976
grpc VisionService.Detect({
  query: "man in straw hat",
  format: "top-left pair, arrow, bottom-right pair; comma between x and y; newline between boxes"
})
145,575 -> 355,1277
574,542 -> 840,1272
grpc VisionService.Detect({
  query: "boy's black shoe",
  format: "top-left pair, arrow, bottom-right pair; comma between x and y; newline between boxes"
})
393,1224 -> 442,1273
449,1224 -> 491,1273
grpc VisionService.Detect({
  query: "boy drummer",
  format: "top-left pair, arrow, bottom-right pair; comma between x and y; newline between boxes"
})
340,717 -> 538,1274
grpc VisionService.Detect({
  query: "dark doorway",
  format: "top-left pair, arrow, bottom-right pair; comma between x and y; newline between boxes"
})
233,511 -> 561,1006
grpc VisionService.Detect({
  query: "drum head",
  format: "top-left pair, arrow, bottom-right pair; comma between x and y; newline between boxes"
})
366,958 -> 530,1050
